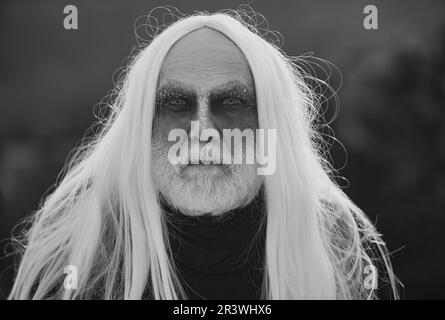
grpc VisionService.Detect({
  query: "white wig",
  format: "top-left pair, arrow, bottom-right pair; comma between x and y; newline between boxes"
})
9,9 -> 398,300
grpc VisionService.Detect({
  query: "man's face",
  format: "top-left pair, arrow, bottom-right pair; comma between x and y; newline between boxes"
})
151,27 -> 262,216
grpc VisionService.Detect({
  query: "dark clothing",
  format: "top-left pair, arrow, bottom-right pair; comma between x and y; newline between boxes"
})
163,195 -> 266,300
160,195 -> 395,300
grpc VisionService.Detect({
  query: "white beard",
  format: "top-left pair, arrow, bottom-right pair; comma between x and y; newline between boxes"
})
151,133 -> 263,216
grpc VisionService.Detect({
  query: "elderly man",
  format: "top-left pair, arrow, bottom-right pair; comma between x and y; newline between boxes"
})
9,11 -> 398,300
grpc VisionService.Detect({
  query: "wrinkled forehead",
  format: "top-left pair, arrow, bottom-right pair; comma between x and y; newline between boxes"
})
158,27 -> 254,93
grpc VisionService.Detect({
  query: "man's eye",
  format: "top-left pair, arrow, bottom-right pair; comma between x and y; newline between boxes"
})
220,98 -> 242,106
163,98 -> 190,111
166,98 -> 188,106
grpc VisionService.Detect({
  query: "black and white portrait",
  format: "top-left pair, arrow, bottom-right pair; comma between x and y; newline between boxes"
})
1,1 -> 444,302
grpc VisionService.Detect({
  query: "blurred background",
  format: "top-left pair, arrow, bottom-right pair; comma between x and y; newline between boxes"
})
1,0 -> 444,299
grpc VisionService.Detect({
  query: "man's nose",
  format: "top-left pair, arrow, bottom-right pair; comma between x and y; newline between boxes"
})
190,96 -> 216,142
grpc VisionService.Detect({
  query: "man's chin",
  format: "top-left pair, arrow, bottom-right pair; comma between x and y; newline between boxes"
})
153,158 -> 262,217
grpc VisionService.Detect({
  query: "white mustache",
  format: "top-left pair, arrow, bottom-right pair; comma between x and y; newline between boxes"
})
173,137 -> 256,168
151,133 -> 263,217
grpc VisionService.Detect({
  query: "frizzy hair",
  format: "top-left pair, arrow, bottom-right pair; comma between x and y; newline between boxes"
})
9,7 -> 399,299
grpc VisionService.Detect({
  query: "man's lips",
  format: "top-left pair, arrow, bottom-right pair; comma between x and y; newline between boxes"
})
184,163 -> 225,169
180,162 -> 233,174
178,161 -> 225,169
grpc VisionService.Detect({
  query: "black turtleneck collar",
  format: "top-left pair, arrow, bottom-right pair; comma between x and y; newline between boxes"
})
161,191 -> 266,299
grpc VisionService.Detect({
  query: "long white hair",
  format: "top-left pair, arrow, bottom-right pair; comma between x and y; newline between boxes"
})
9,9 -> 398,300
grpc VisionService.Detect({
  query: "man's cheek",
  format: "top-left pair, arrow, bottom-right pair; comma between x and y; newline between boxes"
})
212,111 -> 258,131
156,110 -> 193,130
